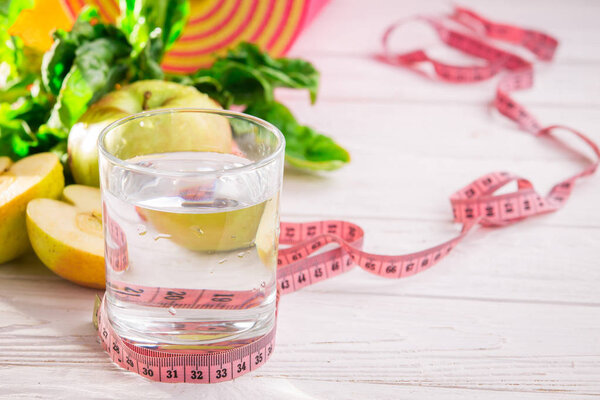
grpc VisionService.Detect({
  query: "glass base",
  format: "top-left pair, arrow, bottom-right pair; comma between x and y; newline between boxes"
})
105,291 -> 276,351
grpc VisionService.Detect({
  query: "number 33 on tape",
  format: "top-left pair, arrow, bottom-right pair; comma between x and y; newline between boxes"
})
96,6 -> 598,383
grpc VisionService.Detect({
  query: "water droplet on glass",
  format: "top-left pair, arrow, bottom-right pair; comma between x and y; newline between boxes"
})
260,281 -> 266,288
136,225 -> 147,236
218,258 -> 227,264
153,233 -> 171,241
237,251 -> 247,258
191,225 -> 204,236
168,306 -> 176,315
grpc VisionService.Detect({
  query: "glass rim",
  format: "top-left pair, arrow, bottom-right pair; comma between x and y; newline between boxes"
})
97,108 -> 285,177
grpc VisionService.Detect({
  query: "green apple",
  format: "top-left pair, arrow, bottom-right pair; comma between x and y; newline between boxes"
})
68,80 -> 232,186
0,153 -> 64,264
26,185 -> 105,288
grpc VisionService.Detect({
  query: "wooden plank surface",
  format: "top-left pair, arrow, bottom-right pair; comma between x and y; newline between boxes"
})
1,0 -> 599,398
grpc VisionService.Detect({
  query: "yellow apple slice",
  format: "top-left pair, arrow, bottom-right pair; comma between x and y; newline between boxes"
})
63,184 -> 102,214
0,156 -> 12,172
143,201 -> 266,252
26,185 -> 105,289
0,153 -> 64,264
255,194 -> 279,270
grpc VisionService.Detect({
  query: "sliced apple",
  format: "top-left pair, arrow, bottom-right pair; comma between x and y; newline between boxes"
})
255,194 -> 279,269
143,201 -> 266,252
26,185 -> 105,288
0,153 -> 64,264
63,184 -> 102,214
0,156 -> 12,172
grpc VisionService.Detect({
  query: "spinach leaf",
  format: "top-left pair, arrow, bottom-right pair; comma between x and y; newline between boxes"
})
0,71 -> 35,103
198,61 -> 275,107
245,102 -> 350,171
119,0 -> 189,54
42,7 -> 129,96
131,29 -> 164,80
185,42 -> 319,107
0,79 -> 61,159
225,42 -> 319,103
41,30 -> 77,96
118,0 -> 189,79
177,42 -> 347,171
47,36 -> 131,130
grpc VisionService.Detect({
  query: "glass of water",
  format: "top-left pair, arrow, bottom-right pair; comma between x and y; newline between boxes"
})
98,108 -> 284,350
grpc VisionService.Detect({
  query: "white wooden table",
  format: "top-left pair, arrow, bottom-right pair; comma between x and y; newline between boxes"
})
2,0 -> 599,398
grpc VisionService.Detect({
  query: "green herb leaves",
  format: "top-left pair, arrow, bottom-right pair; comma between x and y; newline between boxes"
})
47,39 -> 131,130
246,102 -> 350,171
118,0 -> 190,80
185,42 -> 319,108
43,8 -> 132,131
0,0 -> 61,160
0,80 -> 63,160
1,1 -> 349,174
182,42 -> 349,171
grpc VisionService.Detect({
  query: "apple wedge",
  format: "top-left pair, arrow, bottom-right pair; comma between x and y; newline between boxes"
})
255,194 -> 279,270
63,184 -> 102,214
0,156 -> 11,173
142,201 -> 266,252
0,153 -> 64,264
26,185 -> 105,288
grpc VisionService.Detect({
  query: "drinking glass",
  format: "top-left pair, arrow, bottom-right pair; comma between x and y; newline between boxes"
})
97,108 -> 284,349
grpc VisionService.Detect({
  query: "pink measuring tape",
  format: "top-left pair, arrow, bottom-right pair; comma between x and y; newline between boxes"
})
97,6 -> 599,383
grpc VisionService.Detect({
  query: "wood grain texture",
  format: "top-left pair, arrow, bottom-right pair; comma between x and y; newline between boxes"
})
1,0 -> 599,398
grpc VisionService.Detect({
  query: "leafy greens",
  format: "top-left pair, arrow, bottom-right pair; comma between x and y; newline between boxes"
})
177,43 -> 349,170
0,0 -> 349,173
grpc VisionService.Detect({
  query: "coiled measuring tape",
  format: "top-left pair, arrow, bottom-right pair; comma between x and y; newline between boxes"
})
96,6 -> 599,383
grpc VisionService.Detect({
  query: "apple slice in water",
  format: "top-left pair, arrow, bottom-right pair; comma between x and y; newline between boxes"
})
0,153 -> 64,264
141,200 -> 267,253
26,185 -> 105,288
255,195 -> 279,270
